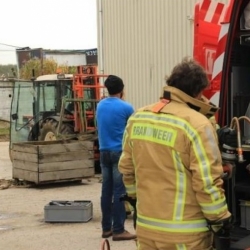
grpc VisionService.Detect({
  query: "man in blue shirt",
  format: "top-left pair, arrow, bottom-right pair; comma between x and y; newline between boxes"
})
96,75 -> 136,241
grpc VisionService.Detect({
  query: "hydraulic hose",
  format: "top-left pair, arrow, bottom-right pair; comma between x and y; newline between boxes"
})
230,117 -> 244,162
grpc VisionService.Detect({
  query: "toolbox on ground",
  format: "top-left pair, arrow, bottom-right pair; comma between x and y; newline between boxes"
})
44,200 -> 93,222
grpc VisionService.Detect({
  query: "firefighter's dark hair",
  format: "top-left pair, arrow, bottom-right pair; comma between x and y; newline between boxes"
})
166,57 -> 209,98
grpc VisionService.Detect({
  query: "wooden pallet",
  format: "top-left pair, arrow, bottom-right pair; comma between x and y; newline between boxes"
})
12,140 -> 94,184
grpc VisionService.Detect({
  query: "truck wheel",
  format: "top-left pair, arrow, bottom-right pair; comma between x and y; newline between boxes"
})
38,119 -> 74,141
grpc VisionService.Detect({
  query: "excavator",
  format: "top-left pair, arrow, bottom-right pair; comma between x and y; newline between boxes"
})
194,0 -> 250,248
9,65 -> 108,174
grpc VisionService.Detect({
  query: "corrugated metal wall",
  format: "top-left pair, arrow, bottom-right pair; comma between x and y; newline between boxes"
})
98,0 -> 228,109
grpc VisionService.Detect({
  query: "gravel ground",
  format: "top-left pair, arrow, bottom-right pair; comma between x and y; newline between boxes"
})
0,141 -> 136,250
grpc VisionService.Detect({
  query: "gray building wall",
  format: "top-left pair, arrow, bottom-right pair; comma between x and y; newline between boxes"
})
0,81 -> 13,121
44,53 -> 87,66
97,0 -> 229,109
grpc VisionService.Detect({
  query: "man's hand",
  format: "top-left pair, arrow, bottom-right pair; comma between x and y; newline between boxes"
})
208,217 -> 233,250
120,194 -> 136,208
217,126 -> 238,148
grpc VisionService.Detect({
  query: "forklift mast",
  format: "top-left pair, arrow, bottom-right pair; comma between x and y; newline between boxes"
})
69,65 -> 108,133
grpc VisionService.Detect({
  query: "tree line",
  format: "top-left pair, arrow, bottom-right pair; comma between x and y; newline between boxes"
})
0,64 -> 17,78
0,59 -> 77,80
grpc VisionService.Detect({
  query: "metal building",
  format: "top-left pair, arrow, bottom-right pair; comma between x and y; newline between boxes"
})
97,0 -> 228,109
16,48 -> 98,70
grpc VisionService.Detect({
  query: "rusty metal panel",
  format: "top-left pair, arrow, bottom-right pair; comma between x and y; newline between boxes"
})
98,0 -> 229,109
16,48 -> 43,69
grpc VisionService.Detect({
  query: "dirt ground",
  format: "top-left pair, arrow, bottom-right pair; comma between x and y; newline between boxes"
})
0,141 -> 136,250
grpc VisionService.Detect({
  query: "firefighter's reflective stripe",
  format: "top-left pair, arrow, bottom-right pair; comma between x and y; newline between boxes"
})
172,150 -> 186,221
176,244 -> 187,250
131,122 -> 177,147
121,130 -> 136,196
137,240 -> 187,249
200,199 -> 227,214
122,129 -> 132,149
130,112 -> 220,202
137,214 -> 208,233
125,184 -> 136,196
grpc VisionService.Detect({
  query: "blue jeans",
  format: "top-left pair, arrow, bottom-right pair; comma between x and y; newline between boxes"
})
100,151 -> 126,234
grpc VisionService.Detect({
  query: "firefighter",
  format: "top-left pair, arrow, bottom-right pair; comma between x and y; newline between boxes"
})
118,58 -> 232,250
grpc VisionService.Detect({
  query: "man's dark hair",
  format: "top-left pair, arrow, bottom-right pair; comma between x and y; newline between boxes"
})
166,58 -> 209,97
104,75 -> 124,95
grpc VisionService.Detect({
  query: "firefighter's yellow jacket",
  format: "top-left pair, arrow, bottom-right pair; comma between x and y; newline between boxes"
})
118,86 -> 231,244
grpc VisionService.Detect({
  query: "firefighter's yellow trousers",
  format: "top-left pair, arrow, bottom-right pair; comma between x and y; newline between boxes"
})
136,232 -> 213,250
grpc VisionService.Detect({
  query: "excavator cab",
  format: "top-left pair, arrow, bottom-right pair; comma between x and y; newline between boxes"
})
28,74 -> 75,141
10,74 -> 75,144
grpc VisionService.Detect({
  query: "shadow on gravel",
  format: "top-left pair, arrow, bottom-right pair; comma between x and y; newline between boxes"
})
0,175 -> 102,190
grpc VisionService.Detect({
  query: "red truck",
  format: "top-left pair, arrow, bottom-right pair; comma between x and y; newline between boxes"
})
194,0 -> 250,249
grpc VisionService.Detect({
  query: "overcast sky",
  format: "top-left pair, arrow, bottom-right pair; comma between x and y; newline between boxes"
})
0,0 -> 97,65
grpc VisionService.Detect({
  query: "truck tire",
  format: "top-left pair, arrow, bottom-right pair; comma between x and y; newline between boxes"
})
38,118 -> 74,141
